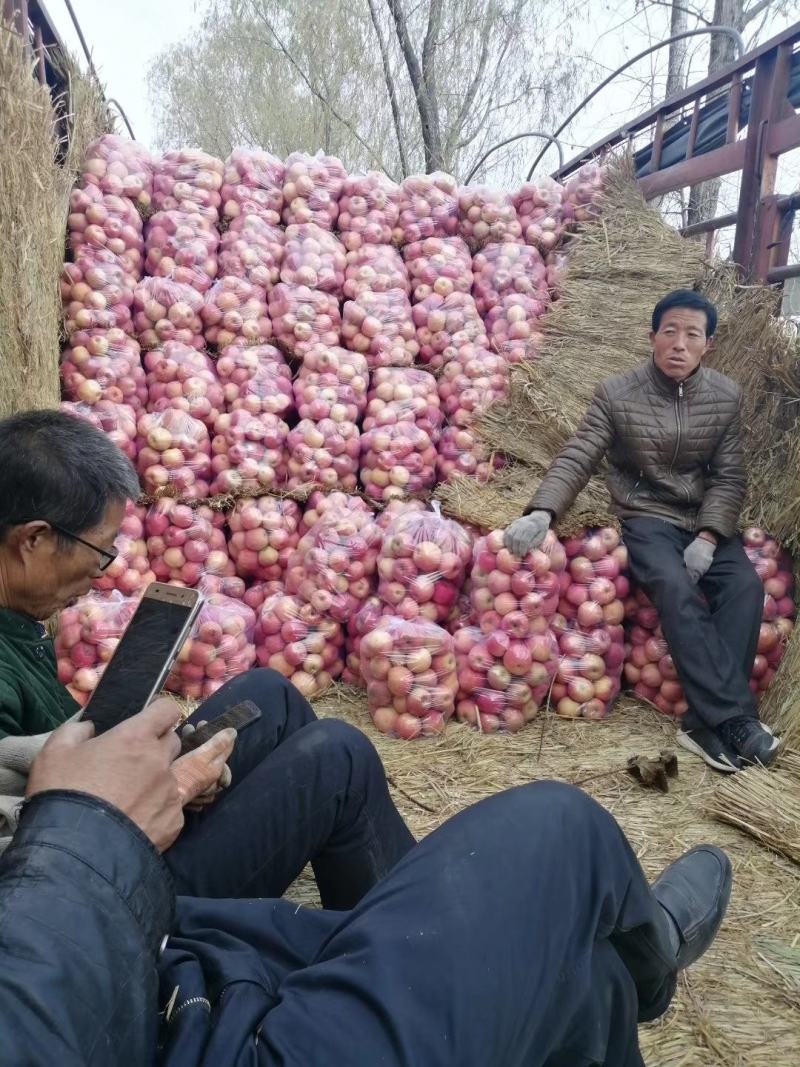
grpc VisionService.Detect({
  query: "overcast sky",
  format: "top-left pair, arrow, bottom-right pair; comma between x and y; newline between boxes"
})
48,0 -> 795,178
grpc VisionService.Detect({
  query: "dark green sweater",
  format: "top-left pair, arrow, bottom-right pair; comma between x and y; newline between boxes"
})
0,609 -> 79,738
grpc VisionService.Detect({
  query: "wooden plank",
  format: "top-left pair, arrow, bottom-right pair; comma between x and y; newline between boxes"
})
767,113 -> 800,156
651,111 -> 665,171
680,211 -> 738,238
638,140 -> 746,199
726,72 -> 743,144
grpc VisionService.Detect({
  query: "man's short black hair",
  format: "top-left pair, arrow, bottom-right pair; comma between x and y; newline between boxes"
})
651,289 -> 717,337
0,409 -> 139,542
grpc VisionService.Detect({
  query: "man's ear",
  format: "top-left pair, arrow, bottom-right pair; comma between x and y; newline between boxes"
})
705,335 -> 716,355
648,329 -> 656,348
8,521 -> 52,559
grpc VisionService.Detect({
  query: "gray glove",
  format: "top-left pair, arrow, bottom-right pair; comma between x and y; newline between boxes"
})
504,510 -> 551,557
683,536 -> 715,583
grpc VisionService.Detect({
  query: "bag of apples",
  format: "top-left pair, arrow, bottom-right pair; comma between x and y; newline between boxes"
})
79,134 -> 153,209
551,528 -> 628,720
376,505 -> 471,625
403,236 -> 473,302
469,528 -> 564,637
133,277 -> 205,351
151,149 -> 224,220
61,249 -> 137,336
286,507 -> 382,624
512,177 -> 566,253
343,244 -> 409,299
437,343 -> 509,428
68,183 -> 145,277
338,171 -> 401,251
214,342 -> 293,415
471,243 -> 548,316
485,293 -> 547,364
412,291 -> 487,372
167,592 -> 256,701
145,498 -> 232,587
280,223 -> 347,296
454,625 -> 557,733
227,496 -> 302,582
299,489 -> 373,536
281,151 -> 348,229
268,282 -> 342,358
397,173 -> 459,245
144,210 -> 219,294
359,423 -> 437,503
221,148 -> 285,225
363,367 -> 443,442
255,592 -> 344,699
92,502 -> 154,598
294,345 -> 369,423
210,409 -> 288,495
341,289 -> 419,369
56,591 -> 139,707
219,215 -> 286,290
60,329 -> 147,412
437,425 -> 505,484
201,277 -> 271,348
287,419 -> 361,492
361,617 -> 457,738
61,399 -> 138,461
457,186 -> 522,250
343,594 -> 387,685
143,343 -> 224,430
136,408 -> 212,500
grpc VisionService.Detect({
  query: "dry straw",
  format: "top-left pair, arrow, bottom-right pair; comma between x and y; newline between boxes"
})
0,27 -> 106,417
706,762 -> 800,866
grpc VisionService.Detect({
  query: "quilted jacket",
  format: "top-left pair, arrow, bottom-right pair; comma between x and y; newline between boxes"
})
525,359 -> 745,538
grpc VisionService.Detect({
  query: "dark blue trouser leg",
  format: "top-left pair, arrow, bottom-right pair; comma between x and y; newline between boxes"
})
160,783 -> 675,1067
165,669 -> 415,908
623,517 -> 763,731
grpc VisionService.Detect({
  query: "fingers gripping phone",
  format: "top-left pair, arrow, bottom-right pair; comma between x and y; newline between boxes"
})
81,583 -> 203,735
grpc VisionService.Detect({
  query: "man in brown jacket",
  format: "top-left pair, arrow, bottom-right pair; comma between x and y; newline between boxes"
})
504,289 -> 778,772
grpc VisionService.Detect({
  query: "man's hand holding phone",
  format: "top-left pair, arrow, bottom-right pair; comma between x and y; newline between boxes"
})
27,698 -> 237,852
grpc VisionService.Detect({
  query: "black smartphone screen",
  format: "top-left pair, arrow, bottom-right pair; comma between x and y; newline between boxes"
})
82,595 -> 195,734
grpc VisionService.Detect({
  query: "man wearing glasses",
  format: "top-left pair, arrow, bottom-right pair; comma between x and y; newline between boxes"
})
0,409 -> 414,905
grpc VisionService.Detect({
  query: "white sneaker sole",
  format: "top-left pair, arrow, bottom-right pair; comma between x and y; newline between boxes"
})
676,731 -> 739,773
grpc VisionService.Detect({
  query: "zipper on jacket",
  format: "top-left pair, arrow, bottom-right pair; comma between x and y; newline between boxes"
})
668,381 -> 683,477
625,471 -> 644,506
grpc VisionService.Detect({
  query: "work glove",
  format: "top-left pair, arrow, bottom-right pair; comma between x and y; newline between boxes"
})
683,536 -> 715,584
504,510 -> 551,558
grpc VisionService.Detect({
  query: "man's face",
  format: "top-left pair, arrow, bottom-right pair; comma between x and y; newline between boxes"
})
650,307 -> 712,381
1,500 -> 125,620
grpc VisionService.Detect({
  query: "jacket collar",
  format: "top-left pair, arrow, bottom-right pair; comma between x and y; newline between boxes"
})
0,607 -> 49,642
646,356 -> 705,395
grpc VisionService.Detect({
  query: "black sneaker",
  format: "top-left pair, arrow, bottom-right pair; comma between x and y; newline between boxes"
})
718,715 -> 780,767
676,726 -> 740,773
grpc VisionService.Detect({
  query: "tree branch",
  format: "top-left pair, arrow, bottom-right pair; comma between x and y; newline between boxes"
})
444,27 -> 497,161
421,0 -> 443,149
386,0 -> 444,171
366,0 -> 409,178
254,11 -> 385,168
743,0 -> 780,24
645,0 -> 711,25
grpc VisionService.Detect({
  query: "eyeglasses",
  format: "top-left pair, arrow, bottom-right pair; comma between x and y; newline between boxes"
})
48,523 -> 118,572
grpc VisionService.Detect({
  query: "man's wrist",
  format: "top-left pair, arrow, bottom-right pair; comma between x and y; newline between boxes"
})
697,530 -> 718,546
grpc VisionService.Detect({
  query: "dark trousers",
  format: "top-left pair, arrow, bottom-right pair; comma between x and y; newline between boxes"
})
623,517 -> 763,732
165,669 -> 415,909
159,782 -> 676,1067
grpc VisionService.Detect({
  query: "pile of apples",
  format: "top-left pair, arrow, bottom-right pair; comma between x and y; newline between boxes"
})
255,591 -> 343,699
56,591 -> 139,706
342,289 -> 419,369
227,496 -> 302,581
281,151 -> 347,229
145,497 -> 232,586
166,591 -> 256,700
221,148 -> 285,225
337,171 -> 401,250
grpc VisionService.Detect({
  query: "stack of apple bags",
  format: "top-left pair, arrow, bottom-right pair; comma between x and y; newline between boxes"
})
55,136 -> 793,736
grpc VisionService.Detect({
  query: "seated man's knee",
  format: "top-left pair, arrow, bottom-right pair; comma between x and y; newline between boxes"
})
302,718 -> 383,773
501,781 -> 603,823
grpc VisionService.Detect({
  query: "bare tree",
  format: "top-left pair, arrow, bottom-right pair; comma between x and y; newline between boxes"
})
148,0 -> 584,184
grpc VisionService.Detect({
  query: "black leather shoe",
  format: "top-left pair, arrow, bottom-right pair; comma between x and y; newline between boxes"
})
652,845 -> 732,971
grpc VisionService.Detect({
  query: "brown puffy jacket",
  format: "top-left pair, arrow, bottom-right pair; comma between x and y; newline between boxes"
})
525,359 -> 745,538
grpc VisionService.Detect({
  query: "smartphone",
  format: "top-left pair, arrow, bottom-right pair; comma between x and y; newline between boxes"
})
82,583 -> 203,735
179,701 -> 262,756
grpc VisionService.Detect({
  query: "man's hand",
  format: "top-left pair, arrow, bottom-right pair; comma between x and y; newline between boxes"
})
684,536 -> 715,583
27,699 -> 185,852
173,722 -> 236,812
504,511 -> 551,557
26,699 -> 236,851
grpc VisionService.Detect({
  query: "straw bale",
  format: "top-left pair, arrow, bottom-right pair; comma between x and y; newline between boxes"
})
0,29 -> 106,416
706,763 -> 800,867
291,686 -> 800,1065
